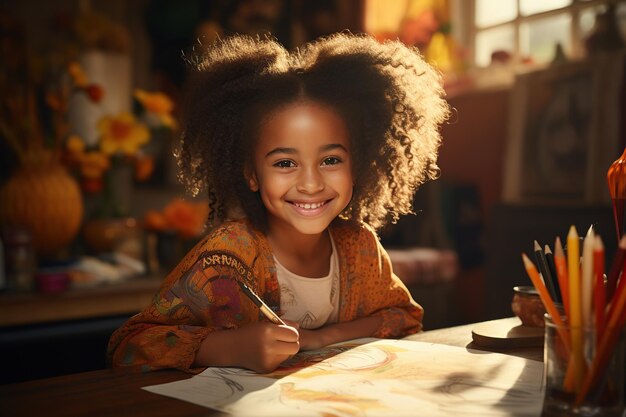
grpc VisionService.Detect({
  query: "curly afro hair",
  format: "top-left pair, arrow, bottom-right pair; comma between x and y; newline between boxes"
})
177,33 -> 449,232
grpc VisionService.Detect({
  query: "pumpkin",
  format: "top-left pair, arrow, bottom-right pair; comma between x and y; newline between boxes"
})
0,164 -> 83,256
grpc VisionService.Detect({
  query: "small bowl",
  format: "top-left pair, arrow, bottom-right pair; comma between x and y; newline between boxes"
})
36,270 -> 70,294
511,285 -> 546,327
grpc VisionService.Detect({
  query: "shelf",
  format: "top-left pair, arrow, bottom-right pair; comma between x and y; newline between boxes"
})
0,276 -> 162,327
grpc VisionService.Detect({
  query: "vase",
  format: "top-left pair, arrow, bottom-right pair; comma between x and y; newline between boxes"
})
0,163 -> 84,257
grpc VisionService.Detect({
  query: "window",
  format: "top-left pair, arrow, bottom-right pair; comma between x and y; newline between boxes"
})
456,0 -> 626,68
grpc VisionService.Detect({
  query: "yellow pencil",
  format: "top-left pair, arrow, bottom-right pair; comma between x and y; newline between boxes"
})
567,225 -> 584,391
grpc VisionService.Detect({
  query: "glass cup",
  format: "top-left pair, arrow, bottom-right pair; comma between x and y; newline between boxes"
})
542,316 -> 625,417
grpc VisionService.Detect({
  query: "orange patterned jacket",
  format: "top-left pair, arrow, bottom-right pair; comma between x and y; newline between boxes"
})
107,219 -> 423,372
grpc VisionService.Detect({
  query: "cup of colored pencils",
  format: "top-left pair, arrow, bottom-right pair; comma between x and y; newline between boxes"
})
521,226 -> 626,416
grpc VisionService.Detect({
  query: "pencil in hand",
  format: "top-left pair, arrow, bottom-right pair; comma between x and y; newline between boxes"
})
236,280 -> 287,326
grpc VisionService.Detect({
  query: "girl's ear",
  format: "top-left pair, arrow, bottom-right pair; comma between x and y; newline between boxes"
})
244,166 -> 259,192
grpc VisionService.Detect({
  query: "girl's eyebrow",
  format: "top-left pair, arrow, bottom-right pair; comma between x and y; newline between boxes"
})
264,143 -> 348,158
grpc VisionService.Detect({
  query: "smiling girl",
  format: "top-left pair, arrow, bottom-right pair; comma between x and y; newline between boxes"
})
108,33 -> 449,374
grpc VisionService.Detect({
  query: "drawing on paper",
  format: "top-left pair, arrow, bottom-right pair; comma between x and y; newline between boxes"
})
143,338 -> 543,417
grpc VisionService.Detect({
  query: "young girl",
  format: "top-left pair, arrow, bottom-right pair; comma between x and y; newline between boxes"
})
108,33 -> 449,374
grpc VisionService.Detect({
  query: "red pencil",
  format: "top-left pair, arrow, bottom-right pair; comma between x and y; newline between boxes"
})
576,254 -> 626,405
593,235 -> 605,345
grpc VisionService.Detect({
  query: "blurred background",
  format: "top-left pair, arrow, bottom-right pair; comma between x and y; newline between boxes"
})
1,0 -> 625,383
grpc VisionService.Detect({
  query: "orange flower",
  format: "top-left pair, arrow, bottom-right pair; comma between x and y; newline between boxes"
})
78,151 -> 110,179
159,198 -> 209,238
144,209 -> 168,231
134,155 -> 154,181
68,62 -> 89,88
134,89 -> 176,128
97,112 -> 149,156
66,134 -> 85,155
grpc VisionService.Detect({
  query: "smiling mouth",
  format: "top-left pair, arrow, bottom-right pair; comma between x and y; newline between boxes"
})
291,200 -> 328,210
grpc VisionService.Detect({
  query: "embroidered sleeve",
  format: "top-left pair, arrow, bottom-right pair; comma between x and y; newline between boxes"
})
107,249 -> 262,373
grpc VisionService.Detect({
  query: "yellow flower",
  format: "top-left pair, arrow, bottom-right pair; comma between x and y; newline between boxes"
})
97,112 -> 149,156
134,89 -> 176,128
78,151 -> 110,179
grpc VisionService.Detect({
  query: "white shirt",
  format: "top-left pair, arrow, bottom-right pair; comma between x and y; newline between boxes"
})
274,237 -> 340,329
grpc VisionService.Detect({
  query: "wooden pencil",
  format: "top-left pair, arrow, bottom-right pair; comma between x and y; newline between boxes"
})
580,227 -> 594,328
575,256 -> 626,405
521,253 -> 570,353
554,237 -> 570,319
567,225 -> 584,391
593,235 -> 605,345
544,244 -> 561,303
534,240 -> 559,304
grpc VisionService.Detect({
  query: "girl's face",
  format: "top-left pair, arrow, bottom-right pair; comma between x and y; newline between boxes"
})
247,101 -> 353,238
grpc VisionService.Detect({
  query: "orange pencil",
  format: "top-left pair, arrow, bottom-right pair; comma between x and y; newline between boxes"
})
593,235 -> 605,345
521,253 -> 570,353
554,237 -> 570,319
576,258 -> 626,405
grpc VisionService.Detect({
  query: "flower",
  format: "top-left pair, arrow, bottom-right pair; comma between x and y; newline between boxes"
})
144,198 -> 209,239
97,112 -> 150,156
56,61 -> 176,218
134,89 -> 177,129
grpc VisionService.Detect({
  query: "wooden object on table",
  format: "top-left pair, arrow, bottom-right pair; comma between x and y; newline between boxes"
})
1,317 -> 543,417
471,316 -> 544,349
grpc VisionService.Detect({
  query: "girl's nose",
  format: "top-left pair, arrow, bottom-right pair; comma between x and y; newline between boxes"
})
296,167 -> 325,194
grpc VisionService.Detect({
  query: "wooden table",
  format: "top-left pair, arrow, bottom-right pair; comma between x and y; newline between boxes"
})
0,317 -> 543,417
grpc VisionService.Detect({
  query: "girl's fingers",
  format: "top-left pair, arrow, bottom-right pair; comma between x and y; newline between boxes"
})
273,340 -> 301,356
281,318 -> 300,330
274,324 -> 299,342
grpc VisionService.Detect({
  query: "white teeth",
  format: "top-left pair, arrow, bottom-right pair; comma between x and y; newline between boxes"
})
295,201 -> 324,209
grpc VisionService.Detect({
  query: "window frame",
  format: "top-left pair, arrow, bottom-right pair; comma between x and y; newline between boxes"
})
454,0 -> 617,69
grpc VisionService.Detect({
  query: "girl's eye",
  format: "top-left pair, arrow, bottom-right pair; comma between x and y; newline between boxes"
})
322,157 -> 342,166
274,160 -> 295,168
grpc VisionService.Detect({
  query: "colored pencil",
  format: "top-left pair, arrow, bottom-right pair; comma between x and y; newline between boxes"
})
575,256 -> 626,405
567,225 -> 584,390
534,240 -> 559,303
544,244 -> 561,304
580,227 -> 594,328
554,237 -> 570,319
593,235 -> 605,345
237,280 -> 287,326
521,253 -> 570,353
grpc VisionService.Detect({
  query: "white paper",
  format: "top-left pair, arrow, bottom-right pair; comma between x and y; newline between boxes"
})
143,338 -> 543,416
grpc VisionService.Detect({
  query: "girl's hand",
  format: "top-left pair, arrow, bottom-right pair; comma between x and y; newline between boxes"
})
237,322 -> 300,373
282,319 -> 326,351
194,322 -> 299,373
